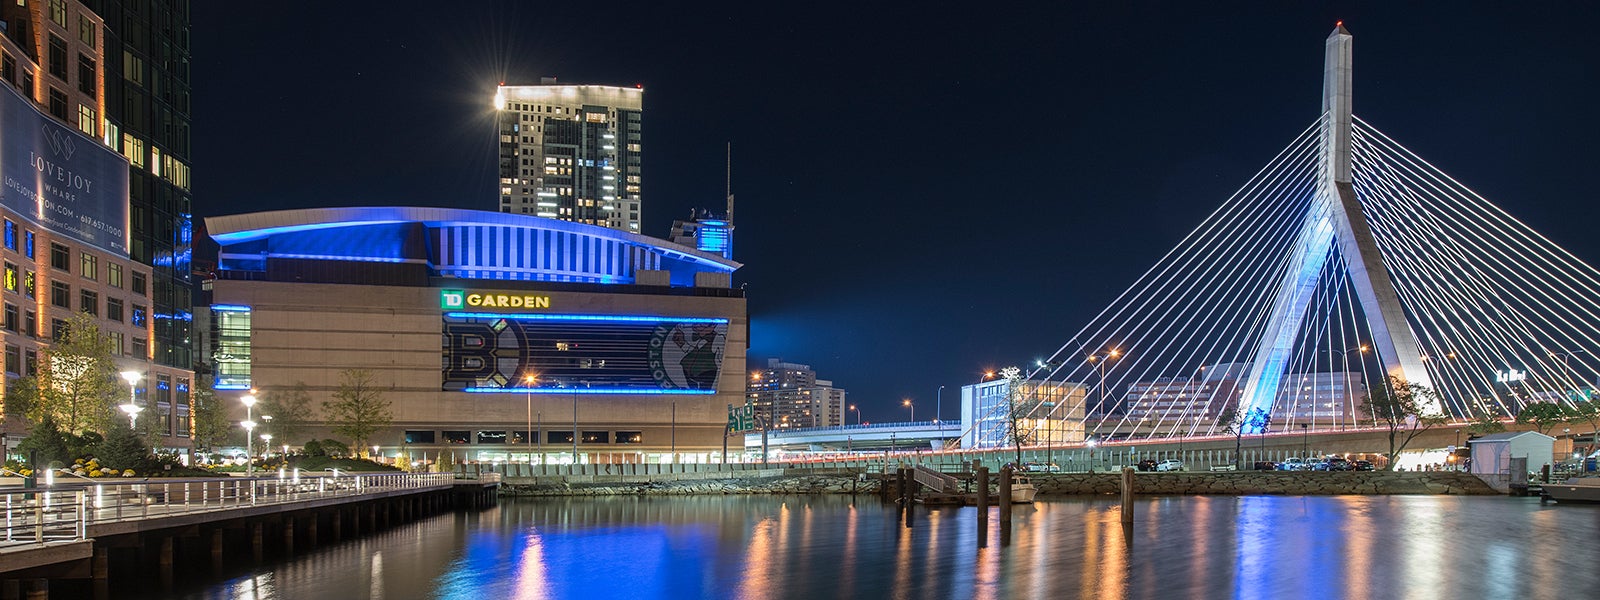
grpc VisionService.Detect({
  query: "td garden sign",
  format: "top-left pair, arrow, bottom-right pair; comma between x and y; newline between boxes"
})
440,289 -> 551,310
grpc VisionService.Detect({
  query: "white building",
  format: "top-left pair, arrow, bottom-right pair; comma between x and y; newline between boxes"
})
1468,431 -> 1557,477
960,379 -> 1086,449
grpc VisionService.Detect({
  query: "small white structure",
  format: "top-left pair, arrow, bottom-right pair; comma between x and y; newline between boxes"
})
1468,431 -> 1556,477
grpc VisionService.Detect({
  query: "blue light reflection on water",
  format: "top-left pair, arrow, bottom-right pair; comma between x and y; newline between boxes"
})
164,495 -> 1600,600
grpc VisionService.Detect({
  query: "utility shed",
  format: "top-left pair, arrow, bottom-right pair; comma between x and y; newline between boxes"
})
1468,431 -> 1556,476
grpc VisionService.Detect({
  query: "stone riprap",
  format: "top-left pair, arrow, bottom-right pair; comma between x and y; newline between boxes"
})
497,470 -> 1497,497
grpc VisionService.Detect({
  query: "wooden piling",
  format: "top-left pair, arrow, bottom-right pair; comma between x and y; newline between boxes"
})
1120,466 -> 1135,525
282,516 -> 295,555
93,546 -> 110,600
251,523 -> 264,563
158,536 -> 174,589
976,467 -> 990,548
998,466 -> 1013,522
210,529 -> 224,575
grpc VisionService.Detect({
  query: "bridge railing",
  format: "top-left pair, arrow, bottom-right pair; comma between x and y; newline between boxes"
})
0,489 -> 88,547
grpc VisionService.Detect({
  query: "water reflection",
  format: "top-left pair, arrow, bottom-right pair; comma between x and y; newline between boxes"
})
166,495 -> 1600,599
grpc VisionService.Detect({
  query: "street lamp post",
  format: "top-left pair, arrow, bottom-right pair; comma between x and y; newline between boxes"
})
1300,423 -> 1309,459
1326,345 -> 1369,431
849,404 -> 860,426
936,385 -> 945,431
118,371 -> 142,430
1087,349 -> 1121,423
261,434 -> 273,461
241,393 -> 257,477
902,398 -> 914,423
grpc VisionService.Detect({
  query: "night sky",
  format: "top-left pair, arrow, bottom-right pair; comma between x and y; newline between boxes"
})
191,3 -> 1600,423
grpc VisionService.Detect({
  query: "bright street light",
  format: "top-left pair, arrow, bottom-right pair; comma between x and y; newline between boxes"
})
118,371 -> 142,430
902,398 -> 914,423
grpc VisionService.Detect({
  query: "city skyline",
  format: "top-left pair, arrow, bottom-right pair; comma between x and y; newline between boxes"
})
189,3 -> 1600,422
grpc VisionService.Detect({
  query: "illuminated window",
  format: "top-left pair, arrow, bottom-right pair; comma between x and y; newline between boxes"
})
24,231 -> 34,260
48,0 -> 66,25
131,305 -> 146,327
77,104 -> 95,135
79,253 -> 97,280
108,263 -> 121,288
22,271 -> 34,299
122,134 -> 145,168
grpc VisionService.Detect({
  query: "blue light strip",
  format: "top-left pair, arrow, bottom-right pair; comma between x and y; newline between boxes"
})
464,387 -> 717,395
215,384 -> 251,391
211,305 -> 253,312
445,312 -> 729,324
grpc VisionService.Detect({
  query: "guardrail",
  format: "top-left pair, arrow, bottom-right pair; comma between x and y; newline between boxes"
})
0,472 -> 456,548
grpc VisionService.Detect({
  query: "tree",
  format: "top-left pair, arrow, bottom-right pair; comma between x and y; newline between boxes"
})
259,383 -> 315,446
1217,409 -> 1247,469
323,369 -> 391,457
33,314 -> 121,435
1566,398 -> 1600,448
15,414 -> 71,468
1466,413 -> 1507,436
96,420 -> 152,472
3,377 -> 39,425
190,379 -> 232,452
1361,376 -> 1448,470
1515,401 -> 1568,436
999,367 -> 1029,466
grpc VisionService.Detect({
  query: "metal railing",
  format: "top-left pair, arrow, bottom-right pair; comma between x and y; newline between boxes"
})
0,472 -> 456,548
1,489 -> 88,546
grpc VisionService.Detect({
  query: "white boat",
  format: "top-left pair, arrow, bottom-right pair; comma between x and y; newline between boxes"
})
1543,477 -> 1600,504
1011,475 -> 1038,503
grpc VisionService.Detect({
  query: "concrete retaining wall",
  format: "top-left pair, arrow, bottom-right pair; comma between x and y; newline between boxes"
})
496,469 -> 1499,497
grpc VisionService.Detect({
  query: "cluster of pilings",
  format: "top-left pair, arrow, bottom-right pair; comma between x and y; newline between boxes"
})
887,463 -> 1139,548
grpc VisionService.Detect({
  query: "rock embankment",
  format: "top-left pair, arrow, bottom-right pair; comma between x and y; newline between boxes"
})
497,470 -> 1497,497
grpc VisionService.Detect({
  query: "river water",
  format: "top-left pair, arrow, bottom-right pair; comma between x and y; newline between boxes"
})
163,495 -> 1599,599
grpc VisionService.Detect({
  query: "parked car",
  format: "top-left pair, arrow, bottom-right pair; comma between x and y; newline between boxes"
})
1277,457 -> 1310,471
1210,464 -> 1239,472
1313,456 -> 1354,471
1021,462 -> 1061,473
1136,459 -> 1159,472
1253,461 -> 1280,471
1155,459 -> 1185,472
1353,460 -> 1376,471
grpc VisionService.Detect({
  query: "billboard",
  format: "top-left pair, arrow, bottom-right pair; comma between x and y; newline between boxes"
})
0,80 -> 129,255
442,313 -> 728,393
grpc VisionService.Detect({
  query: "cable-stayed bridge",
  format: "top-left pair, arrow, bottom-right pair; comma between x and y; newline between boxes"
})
1012,25 -> 1600,444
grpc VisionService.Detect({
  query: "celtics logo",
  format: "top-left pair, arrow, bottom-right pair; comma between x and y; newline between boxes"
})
648,323 -> 727,390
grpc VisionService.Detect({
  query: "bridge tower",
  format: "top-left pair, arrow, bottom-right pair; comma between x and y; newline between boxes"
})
1236,24 -> 1438,431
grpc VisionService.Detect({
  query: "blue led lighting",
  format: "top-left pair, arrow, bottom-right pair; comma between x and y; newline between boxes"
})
464,387 -> 716,395
215,384 -> 251,390
445,312 -> 729,324
268,252 -> 411,264
211,305 -> 253,312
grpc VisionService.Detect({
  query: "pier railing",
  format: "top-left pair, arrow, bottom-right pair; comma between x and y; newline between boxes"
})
1,489 -> 88,546
0,472 -> 455,548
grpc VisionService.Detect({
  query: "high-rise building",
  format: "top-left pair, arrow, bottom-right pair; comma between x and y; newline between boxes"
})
495,80 -> 643,233
78,0 -> 194,371
748,359 -> 846,430
0,0 -> 194,452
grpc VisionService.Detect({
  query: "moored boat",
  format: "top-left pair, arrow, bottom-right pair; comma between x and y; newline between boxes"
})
1011,474 -> 1038,503
1543,477 -> 1600,504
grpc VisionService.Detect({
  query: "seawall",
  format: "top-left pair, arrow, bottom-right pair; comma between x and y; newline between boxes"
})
496,470 -> 1498,497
